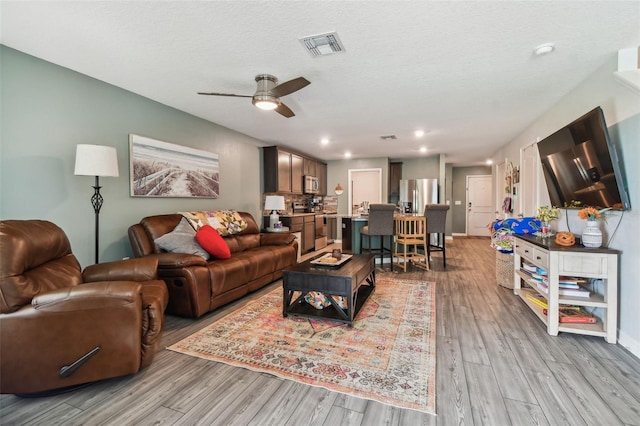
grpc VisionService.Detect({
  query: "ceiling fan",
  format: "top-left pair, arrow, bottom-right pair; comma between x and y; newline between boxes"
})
198,74 -> 310,118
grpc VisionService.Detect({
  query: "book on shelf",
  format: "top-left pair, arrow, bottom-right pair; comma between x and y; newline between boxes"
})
530,274 -> 585,289
525,293 -> 548,309
522,262 -> 537,273
543,307 -> 597,324
535,280 -> 590,298
558,276 -> 587,285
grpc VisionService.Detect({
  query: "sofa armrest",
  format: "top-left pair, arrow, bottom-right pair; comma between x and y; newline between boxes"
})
261,232 -> 296,246
83,258 -> 159,283
154,252 -> 208,269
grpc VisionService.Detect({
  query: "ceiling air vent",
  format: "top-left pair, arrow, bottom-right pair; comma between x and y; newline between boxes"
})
380,135 -> 397,140
299,32 -> 346,57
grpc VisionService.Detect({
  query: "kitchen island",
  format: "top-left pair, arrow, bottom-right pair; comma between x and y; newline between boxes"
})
341,215 -> 394,256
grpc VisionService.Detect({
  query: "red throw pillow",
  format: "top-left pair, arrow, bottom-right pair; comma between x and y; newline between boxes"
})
196,225 -> 231,259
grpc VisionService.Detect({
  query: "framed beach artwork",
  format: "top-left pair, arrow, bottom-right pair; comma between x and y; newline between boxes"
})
129,134 -> 220,198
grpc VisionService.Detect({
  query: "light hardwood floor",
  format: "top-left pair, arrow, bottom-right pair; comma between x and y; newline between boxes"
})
2,238 -> 640,425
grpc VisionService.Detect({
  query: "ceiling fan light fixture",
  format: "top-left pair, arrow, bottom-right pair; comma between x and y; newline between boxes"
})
253,98 -> 280,110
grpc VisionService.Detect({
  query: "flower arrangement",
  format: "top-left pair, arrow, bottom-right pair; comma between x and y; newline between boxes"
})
578,207 -> 611,221
536,205 -> 560,222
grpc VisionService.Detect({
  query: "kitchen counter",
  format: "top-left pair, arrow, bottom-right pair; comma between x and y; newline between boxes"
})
279,212 -> 316,217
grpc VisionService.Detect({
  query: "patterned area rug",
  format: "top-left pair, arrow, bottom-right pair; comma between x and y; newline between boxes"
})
168,276 -> 436,414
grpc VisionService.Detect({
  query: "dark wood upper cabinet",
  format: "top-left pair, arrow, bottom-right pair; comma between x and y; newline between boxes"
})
277,150 -> 292,192
389,162 -> 402,195
317,162 -> 327,195
263,146 -> 325,195
303,158 -> 317,177
291,154 -> 303,194
264,147 -> 301,194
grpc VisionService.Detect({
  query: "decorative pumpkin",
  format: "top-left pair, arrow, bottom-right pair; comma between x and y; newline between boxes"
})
555,231 -> 576,247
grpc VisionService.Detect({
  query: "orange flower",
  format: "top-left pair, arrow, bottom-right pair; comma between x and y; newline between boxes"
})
578,207 -> 610,221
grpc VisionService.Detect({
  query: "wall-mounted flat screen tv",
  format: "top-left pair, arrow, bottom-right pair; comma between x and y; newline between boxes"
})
537,106 -> 630,210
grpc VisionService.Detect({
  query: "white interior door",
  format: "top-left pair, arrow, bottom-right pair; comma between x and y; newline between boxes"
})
495,161 -> 506,218
348,169 -> 382,215
521,143 -> 540,217
467,175 -> 493,236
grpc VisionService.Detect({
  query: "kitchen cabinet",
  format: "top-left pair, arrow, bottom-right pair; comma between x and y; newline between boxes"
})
263,147 -> 303,194
303,158 -> 317,177
279,214 -> 316,253
513,234 -> 619,343
389,162 -> 402,196
291,154 -> 303,194
326,215 -> 338,242
303,215 -> 315,252
317,162 -> 327,195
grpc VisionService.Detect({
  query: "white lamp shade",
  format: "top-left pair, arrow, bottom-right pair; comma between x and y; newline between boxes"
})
74,144 -> 119,177
264,195 -> 286,211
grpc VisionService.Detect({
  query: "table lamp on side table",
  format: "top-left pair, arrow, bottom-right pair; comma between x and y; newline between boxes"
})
265,195 -> 286,229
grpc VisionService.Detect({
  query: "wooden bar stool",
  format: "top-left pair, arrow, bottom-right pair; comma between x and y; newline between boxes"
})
393,215 -> 429,271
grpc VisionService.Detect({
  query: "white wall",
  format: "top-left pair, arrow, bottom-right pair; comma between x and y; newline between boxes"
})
492,54 -> 640,357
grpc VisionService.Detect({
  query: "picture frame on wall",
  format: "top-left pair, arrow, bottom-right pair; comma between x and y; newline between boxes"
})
129,134 -> 219,198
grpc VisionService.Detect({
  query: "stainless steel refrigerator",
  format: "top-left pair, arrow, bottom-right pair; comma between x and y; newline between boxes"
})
399,179 -> 438,214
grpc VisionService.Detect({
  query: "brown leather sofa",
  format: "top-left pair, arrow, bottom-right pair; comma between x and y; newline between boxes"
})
0,219 -> 168,395
128,212 -> 297,318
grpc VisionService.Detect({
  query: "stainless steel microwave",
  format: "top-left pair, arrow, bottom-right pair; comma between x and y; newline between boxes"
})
304,175 -> 319,194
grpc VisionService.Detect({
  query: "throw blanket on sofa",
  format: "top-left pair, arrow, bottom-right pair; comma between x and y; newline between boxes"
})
179,210 -> 248,236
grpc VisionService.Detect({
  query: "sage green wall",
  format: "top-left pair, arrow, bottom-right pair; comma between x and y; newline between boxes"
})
445,164 -> 453,236
0,46 -> 265,268
451,166 -> 492,234
399,156 -> 440,180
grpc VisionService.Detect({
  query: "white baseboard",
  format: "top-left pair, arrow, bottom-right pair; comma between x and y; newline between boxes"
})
452,232 -> 467,237
618,330 -> 640,359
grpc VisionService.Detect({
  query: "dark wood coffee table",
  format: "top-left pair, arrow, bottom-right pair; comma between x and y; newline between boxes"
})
282,253 -> 376,325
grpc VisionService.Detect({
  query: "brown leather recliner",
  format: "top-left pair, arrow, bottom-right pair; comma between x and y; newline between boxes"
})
0,220 -> 169,395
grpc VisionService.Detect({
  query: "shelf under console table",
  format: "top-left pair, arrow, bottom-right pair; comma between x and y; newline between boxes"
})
513,234 -> 620,343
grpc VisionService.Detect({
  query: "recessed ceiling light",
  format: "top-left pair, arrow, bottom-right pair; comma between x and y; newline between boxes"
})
344,152 -> 352,158
415,130 -> 425,138
321,138 -> 329,145
534,43 -> 555,56
419,147 -> 427,153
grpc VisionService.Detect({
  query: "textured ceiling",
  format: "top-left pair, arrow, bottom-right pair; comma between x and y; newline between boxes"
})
2,1 -> 639,165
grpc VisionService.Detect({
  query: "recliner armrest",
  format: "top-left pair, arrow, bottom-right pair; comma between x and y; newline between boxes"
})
83,257 -> 159,282
32,281 -> 143,312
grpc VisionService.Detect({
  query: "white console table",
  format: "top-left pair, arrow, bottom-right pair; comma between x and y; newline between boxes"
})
513,234 -> 620,343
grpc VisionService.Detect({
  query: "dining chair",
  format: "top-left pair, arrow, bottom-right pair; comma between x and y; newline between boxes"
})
424,204 -> 450,268
393,215 -> 428,271
360,204 -> 396,271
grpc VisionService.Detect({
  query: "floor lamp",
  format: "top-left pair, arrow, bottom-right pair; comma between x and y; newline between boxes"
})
74,144 -> 119,264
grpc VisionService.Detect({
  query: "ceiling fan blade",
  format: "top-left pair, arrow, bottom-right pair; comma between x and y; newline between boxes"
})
197,92 -> 253,98
275,103 -> 295,118
271,77 -> 310,97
